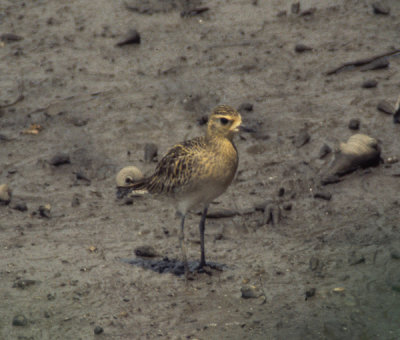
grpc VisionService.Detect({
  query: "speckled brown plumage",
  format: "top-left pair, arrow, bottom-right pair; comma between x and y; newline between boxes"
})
117,105 -> 242,275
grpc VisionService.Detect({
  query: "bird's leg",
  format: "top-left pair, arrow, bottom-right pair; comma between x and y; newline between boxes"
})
198,205 -> 208,269
179,214 -> 189,277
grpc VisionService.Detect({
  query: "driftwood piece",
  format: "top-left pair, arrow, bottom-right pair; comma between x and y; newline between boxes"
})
326,49 -> 400,75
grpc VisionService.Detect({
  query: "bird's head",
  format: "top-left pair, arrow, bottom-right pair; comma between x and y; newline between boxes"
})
207,105 -> 242,140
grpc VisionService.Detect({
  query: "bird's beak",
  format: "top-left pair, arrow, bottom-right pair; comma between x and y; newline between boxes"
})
238,125 -> 256,133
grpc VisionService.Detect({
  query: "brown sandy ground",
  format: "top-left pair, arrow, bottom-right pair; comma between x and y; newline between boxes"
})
1,0 -> 400,339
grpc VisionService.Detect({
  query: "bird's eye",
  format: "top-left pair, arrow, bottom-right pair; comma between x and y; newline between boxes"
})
220,118 -> 229,125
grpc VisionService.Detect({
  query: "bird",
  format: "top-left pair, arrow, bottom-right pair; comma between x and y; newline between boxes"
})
117,105 -> 242,276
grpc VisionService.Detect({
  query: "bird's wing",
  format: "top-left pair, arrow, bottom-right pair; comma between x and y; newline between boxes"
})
146,137 -> 207,194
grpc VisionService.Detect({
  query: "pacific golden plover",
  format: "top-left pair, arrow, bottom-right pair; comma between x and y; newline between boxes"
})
117,105 -> 242,275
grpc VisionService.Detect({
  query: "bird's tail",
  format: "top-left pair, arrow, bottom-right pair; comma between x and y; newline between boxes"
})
116,178 -> 149,199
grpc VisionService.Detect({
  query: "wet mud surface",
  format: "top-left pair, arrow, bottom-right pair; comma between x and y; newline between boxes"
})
1,1 -> 400,339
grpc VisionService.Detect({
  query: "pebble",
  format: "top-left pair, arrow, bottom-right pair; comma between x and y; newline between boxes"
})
291,2 -> 300,14
50,153 -> 70,166
294,130 -> 310,148
10,199 -> 28,212
94,326 -> 104,335
12,279 -> 37,289
348,252 -> 365,265
0,33 -> 23,42
305,287 -> 316,300
372,2 -> 390,15
295,43 -> 312,53
0,184 -> 11,205
309,256 -> 320,271
144,143 -> 158,162
283,202 -> 292,211
391,250 -> 400,260
241,285 -> 261,299
71,194 -> 80,207
319,144 -> 332,159
12,314 -> 27,327
314,191 -> 332,201
237,102 -> 253,113
348,118 -> 360,130
377,100 -> 394,115
38,204 -> 51,218
115,29 -> 141,47
360,57 -> 389,71
134,245 -> 158,257
362,79 -> 377,88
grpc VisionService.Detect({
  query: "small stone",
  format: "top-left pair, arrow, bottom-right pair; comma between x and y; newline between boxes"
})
377,100 -> 394,115
314,191 -> 332,200
1,33 -> 23,42
309,256 -> 320,271
47,293 -> 56,301
50,153 -> 70,166
283,202 -> 292,211
291,2 -> 300,14
386,156 -> 398,164
135,245 -> 158,257
348,119 -> 360,130
144,143 -> 158,162
372,2 -> 390,15
13,279 -> 37,289
362,79 -> 378,88
115,29 -> 141,47
360,57 -> 389,71
391,250 -> 400,259
94,326 -> 104,335
237,103 -> 253,113
321,175 -> 341,185
38,204 -> 51,218
319,144 -> 332,159
348,252 -> 365,265
0,184 -> 11,205
12,314 -> 27,327
305,288 -> 316,300
10,199 -> 28,212
294,130 -> 310,148
241,285 -> 261,299
295,44 -> 312,53
71,194 -> 80,207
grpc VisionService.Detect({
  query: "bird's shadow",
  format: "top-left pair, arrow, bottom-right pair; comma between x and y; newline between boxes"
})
120,257 -> 228,276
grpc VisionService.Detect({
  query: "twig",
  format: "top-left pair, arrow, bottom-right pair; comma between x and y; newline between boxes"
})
326,48 -> 400,75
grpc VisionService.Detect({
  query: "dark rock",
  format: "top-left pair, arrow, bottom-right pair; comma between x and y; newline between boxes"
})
348,119 -> 360,130
295,130 -> 310,148
181,7 -> 209,17
319,144 -> 332,159
238,102 -> 253,113
314,191 -> 332,201
71,194 -> 80,207
135,245 -> 158,257
360,57 -> 389,71
305,288 -> 316,300
115,29 -> 141,47
291,2 -> 300,14
94,326 -> 104,335
47,293 -> 56,301
12,314 -> 27,326
278,187 -> 285,197
283,202 -> 292,211
391,250 -> 400,260
13,279 -> 37,289
1,33 -> 23,42
10,199 -> 28,212
197,115 -> 208,126
348,252 -> 365,265
394,105 -> 400,124
300,7 -> 316,16
362,79 -> 377,88
295,44 -> 312,53
50,153 -> 70,166
377,100 -> 394,115
309,257 -> 320,271
38,205 -> 51,218
144,143 -> 158,162
372,2 -> 390,15
241,285 -> 261,299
